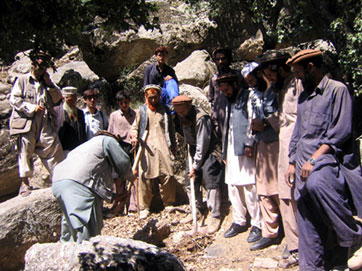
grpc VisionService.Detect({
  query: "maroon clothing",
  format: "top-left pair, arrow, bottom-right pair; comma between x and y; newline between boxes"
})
107,109 -> 136,144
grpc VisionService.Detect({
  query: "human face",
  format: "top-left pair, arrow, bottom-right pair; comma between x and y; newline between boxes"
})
245,74 -> 258,88
118,98 -> 131,113
156,52 -> 167,66
64,94 -> 77,107
291,64 -> 314,92
215,52 -> 229,71
32,59 -> 48,80
84,94 -> 98,110
145,91 -> 160,107
174,103 -> 191,119
263,67 -> 278,83
219,82 -> 236,99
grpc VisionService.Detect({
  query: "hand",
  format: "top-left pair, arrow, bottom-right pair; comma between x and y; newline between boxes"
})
285,164 -> 296,187
130,135 -> 138,148
164,75 -> 173,81
244,146 -> 254,158
251,118 -> 265,132
223,160 -> 226,165
35,105 -> 45,114
188,168 -> 196,179
300,160 -> 314,181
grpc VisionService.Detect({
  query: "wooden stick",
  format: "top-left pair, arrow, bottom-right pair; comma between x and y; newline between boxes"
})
188,145 -> 198,234
132,130 -> 148,219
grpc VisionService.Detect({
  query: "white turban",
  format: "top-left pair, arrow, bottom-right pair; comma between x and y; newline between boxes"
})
241,62 -> 259,78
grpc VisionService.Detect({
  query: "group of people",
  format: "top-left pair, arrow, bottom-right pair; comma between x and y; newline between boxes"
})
8,46 -> 362,271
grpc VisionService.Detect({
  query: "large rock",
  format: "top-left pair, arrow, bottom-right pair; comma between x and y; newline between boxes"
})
179,83 -> 211,114
235,29 -> 264,61
174,50 -> 216,89
80,1 -> 216,82
0,188 -> 61,271
24,235 -> 186,271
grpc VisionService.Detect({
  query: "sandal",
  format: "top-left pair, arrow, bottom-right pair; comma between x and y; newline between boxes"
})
18,184 -> 33,197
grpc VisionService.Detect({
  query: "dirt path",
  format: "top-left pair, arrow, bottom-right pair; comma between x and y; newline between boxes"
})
102,204 -> 299,271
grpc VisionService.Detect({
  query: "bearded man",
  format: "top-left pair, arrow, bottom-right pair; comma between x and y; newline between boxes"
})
172,95 -> 224,234
131,84 -> 177,219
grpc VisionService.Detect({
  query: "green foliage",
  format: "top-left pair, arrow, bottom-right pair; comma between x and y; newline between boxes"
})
0,0 -> 158,64
187,0 -> 362,95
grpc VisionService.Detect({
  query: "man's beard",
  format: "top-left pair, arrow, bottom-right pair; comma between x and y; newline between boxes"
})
179,115 -> 193,126
301,71 -> 315,93
226,89 -> 238,103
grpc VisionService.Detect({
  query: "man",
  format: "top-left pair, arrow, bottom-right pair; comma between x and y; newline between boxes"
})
208,48 -> 244,139
54,86 -> 86,154
52,131 -> 133,243
143,46 -> 179,110
83,88 -> 108,140
131,84 -> 177,219
108,90 -> 136,145
258,50 -> 303,268
172,95 -> 224,234
248,60 -> 281,251
216,74 -> 262,242
286,49 -> 362,270
9,50 -> 65,197
107,89 -> 137,214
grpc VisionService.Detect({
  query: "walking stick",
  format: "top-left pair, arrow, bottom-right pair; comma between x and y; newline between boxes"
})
188,145 -> 198,235
132,130 -> 148,219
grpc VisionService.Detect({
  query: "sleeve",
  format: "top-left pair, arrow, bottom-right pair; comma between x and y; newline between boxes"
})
107,113 -> 115,133
321,85 -> 352,151
169,67 -> 178,84
9,78 -> 37,116
288,107 -> 301,164
130,110 -> 140,139
103,137 -> 133,180
192,116 -> 212,170
47,84 -> 62,105
103,112 -> 109,130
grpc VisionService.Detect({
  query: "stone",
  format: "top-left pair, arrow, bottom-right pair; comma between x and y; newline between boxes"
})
179,83 -> 211,114
235,29 -> 264,61
174,50 -> 216,89
0,188 -> 62,271
253,257 -> 279,269
133,219 -> 171,246
24,235 -> 186,271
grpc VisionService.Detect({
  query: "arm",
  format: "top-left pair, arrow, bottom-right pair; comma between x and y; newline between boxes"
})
43,72 -> 62,104
245,93 -> 256,157
192,116 -> 212,171
9,78 -> 37,117
103,137 -> 133,181
130,110 -> 140,147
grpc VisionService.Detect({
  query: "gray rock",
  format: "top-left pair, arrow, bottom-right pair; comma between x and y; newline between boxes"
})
174,50 -> 216,89
235,29 -> 264,61
24,235 -> 186,271
0,188 -> 61,271
179,84 -> 211,114
80,1 -> 216,82
253,257 -> 279,269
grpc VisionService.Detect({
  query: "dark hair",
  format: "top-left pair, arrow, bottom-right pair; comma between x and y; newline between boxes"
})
155,46 -> 168,55
260,59 -> 291,73
115,90 -> 131,102
212,48 -> 233,62
83,88 -> 99,98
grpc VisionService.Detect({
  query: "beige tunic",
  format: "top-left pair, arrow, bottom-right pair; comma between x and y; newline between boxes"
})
131,106 -> 174,179
278,75 -> 303,199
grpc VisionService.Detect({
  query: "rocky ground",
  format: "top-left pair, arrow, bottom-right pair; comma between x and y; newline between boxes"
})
102,203 -> 299,271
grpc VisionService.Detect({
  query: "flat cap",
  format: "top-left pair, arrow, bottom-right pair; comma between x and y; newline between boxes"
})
256,49 -> 290,65
171,95 -> 192,105
142,84 -> 162,94
241,62 -> 259,78
61,86 -> 77,96
286,49 -> 322,65
216,74 -> 239,85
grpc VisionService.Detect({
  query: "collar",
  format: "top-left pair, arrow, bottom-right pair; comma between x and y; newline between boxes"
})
84,107 -> 98,115
314,75 -> 329,95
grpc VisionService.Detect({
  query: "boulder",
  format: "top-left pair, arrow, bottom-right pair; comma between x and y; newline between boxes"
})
79,1 -> 216,82
133,219 -> 171,246
174,50 -> 216,89
0,188 -> 61,271
179,83 -> 211,114
24,235 -> 186,271
235,29 -> 264,61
